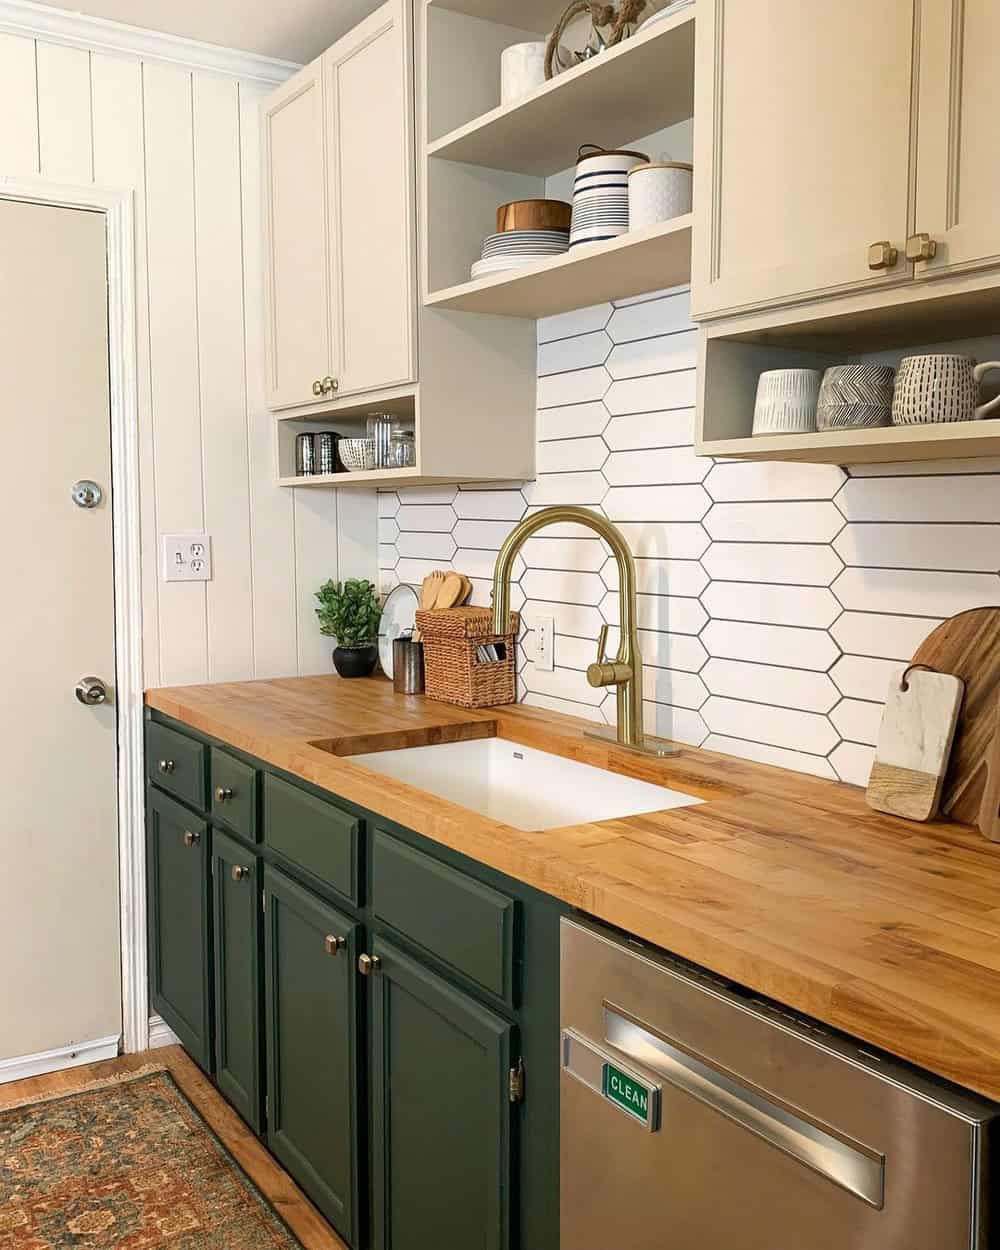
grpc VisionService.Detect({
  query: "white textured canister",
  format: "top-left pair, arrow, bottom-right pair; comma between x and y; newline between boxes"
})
627,162 -> 694,230
500,42 -> 549,104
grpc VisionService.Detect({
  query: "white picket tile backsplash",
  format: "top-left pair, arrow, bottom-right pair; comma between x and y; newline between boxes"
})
378,288 -> 1000,788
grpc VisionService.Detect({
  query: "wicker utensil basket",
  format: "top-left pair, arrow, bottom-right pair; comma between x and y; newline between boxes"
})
415,606 -> 520,708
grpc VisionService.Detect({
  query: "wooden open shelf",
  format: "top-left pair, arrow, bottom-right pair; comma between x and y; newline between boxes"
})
425,215 -> 692,317
699,420 -> 1000,465
278,467 -> 426,488
426,7 -> 695,175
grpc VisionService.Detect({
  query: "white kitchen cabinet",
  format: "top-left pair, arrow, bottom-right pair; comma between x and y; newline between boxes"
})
262,63 -> 331,411
912,0 -> 1000,281
691,0 -> 916,321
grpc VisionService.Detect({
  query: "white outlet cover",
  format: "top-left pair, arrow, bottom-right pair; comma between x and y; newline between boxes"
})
163,533 -> 213,582
536,615 -> 555,672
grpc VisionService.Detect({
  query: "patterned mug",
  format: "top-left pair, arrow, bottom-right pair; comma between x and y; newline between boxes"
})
752,368 -> 822,435
891,354 -> 1000,425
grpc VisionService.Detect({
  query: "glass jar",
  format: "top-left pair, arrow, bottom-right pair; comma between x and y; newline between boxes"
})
389,429 -> 416,468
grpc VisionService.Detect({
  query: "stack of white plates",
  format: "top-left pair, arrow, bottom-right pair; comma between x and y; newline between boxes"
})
470,228 -> 569,279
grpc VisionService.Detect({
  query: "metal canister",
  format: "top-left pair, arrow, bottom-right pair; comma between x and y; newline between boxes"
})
295,433 -> 315,476
392,638 -> 425,695
315,431 -> 342,475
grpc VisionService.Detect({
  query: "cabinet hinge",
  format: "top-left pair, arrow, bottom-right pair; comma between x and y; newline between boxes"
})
508,1058 -> 525,1105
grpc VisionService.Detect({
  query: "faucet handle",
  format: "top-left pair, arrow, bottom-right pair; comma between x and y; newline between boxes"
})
595,624 -> 609,665
587,625 -> 631,690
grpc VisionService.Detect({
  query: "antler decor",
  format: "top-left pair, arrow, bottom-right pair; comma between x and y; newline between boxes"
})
545,0 -> 649,79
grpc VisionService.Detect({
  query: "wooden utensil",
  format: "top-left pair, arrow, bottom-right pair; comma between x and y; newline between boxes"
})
413,572 -> 443,641
434,571 -> 465,610
867,667 -> 964,821
458,574 -> 473,605
496,199 -> 571,233
909,606 -> 1000,836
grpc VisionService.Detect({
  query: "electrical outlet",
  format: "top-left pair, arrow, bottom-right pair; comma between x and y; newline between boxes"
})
536,616 -> 554,672
163,534 -> 213,582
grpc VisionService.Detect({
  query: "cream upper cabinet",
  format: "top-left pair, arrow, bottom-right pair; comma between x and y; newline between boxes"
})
262,0 -> 415,413
262,63 -> 332,411
324,0 -> 416,397
691,0 -> 916,321
912,0 -> 1000,279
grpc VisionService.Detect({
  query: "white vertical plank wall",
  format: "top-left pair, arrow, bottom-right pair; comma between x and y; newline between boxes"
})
0,20 -> 376,686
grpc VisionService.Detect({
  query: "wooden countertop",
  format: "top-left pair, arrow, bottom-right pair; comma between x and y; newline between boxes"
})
146,675 -> 1000,1103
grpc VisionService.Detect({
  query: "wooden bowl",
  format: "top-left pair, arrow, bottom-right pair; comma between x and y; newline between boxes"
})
495,199 -> 572,233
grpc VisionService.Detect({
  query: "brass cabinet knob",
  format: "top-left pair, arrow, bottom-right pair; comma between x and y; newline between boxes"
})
906,232 -> 938,262
321,376 -> 339,395
358,952 -> 382,976
325,934 -> 346,956
159,759 -> 176,774
231,864 -> 250,882
215,786 -> 234,803
867,241 -> 898,270
183,830 -> 201,848
312,379 -> 324,397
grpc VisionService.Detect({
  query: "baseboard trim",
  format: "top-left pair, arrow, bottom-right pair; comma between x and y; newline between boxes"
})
147,1015 -> 181,1050
0,1034 -> 121,1085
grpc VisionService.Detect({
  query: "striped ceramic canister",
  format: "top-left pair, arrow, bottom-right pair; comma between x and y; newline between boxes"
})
570,145 -> 649,247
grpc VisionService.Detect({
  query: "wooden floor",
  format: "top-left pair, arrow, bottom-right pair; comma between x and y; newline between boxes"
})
0,1045 -> 348,1250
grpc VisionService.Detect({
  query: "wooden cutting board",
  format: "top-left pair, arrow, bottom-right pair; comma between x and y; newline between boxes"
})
910,606 -> 1000,839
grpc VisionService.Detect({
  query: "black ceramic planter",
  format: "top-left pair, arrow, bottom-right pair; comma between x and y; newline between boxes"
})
332,644 -> 379,679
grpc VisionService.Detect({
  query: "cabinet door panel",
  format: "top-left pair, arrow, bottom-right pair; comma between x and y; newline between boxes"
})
692,0 -> 915,318
914,0 -> 1000,276
263,62 -> 332,410
325,0 -> 416,396
147,789 -> 212,1071
370,937 -> 513,1250
212,831 -> 262,1133
264,866 -> 358,1245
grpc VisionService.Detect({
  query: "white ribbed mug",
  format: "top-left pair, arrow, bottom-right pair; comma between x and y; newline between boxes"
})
752,369 -> 822,435
892,354 -> 1000,425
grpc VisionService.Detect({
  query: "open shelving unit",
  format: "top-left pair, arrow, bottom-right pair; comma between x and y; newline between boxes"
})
422,0 -> 697,320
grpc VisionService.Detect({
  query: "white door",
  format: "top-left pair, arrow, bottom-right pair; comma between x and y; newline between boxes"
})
0,199 -> 121,1065
691,0 -> 916,319
913,0 -> 1000,278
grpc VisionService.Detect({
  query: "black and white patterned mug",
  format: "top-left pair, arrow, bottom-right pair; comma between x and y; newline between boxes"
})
892,354 -> 1000,425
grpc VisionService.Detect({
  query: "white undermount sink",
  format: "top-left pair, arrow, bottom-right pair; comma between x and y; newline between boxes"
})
348,737 -> 703,832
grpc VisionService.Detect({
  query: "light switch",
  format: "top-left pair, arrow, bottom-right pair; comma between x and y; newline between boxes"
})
163,534 -> 213,582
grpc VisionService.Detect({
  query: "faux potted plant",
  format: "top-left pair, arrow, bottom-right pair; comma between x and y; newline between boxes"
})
315,578 -> 383,679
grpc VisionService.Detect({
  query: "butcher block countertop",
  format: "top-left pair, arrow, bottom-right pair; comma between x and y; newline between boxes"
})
146,675 -> 1000,1102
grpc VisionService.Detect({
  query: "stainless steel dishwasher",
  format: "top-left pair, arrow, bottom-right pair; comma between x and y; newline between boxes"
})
561,917 -> 998,1250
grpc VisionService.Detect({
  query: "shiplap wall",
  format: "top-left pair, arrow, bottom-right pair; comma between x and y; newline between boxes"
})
0,24 -> 374,686
378,286 -> 1000,788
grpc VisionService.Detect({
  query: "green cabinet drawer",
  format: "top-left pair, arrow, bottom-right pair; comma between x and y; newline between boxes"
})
263,775 -> 359,903
147,721 -> 208,812
211,748 -> 259,842
371,830 -> 516,1004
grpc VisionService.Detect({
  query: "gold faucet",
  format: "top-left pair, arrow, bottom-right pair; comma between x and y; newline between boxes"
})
492,505 -> 679,757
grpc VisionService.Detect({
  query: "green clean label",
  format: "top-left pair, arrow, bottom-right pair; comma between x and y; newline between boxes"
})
602,1062 -> 649,1123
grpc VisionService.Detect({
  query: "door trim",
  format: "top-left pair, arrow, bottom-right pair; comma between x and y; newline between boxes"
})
0,177 -> 146,1054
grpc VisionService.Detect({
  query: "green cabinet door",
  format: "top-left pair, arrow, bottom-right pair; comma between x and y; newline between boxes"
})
263,865 -> 359,1246
369,936 -> 514,1250
212,830 -> 263,1133
147,788 -> 212,1072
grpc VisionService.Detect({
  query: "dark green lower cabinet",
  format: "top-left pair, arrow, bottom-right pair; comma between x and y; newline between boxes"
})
264,865 -> 359,1246
212,831 -> 263,1133
369,936 -> 514,1250
147,787 -> 212,1072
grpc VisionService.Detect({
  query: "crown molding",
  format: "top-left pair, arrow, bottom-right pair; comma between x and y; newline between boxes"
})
0,0 -> 301,84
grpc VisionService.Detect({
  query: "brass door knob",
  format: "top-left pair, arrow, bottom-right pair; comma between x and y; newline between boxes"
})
183,830 -> 201,848
358,952 -> 382,976
906,232 -> 938,262
312,379 -> 324,397
325,935 -> 346,956
215,786 -> 234,803
159,759 -> 176,774
867,241 -> 898,270
231,864 -> 250,882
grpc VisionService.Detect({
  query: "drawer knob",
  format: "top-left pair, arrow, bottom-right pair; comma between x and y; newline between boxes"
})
215,786 -> 234,803
231,864 -> 250,882
312,378 -> 324,397
325,934 -> 346,956
867,240 -> 898,270
358,952 -> 382,976
322,376 -> 339,395
906,232 -> 938,262
159,759 -> 176,774
183,830 -> 201,848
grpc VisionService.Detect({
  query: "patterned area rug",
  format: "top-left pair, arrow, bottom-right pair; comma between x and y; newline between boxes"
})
0,1067 -> 303,1247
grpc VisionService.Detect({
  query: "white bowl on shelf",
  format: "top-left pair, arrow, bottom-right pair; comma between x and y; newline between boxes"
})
339,437 -> 377,471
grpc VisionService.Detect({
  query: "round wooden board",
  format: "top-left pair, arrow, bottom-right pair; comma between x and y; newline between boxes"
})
911,606 -> 1000,831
